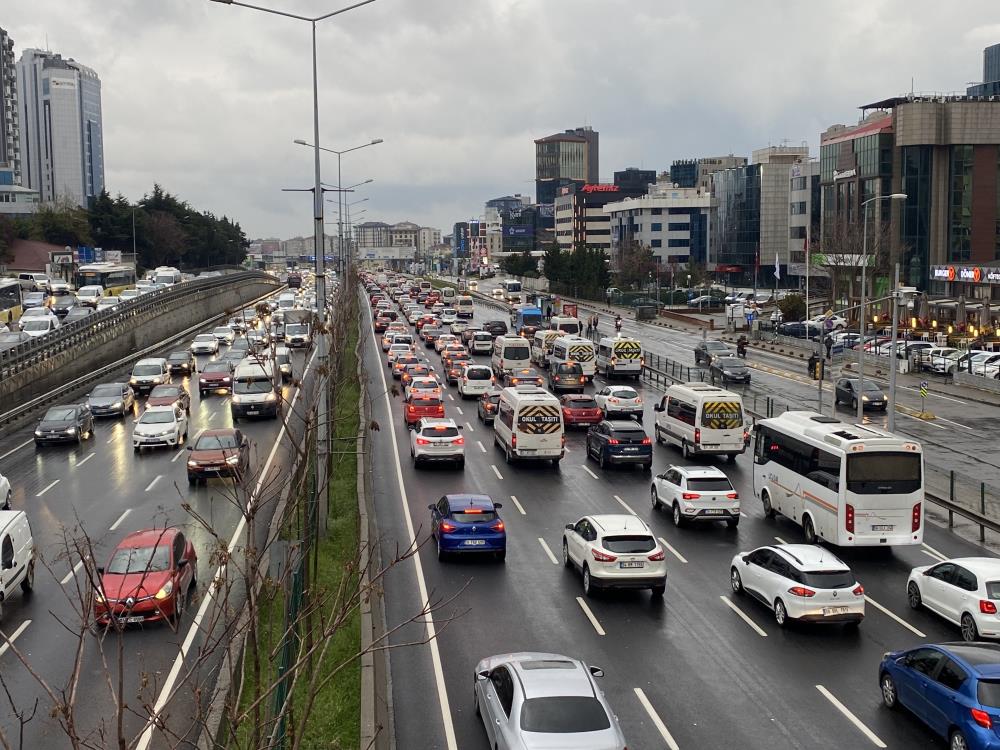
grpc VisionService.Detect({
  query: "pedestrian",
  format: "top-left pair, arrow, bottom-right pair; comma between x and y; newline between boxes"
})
592,314 -> 599,335
546,304 -> 552,320
824,335 -> 833,360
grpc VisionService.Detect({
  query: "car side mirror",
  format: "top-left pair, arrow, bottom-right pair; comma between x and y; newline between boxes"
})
565,524 -> 574,531
187,445 -> 193,451
922,569 -> 932,576
654,404 -> 663,412
742,556 -> 750,565
96,566 -> 104,575
589,666 -> 605,678
428,504 -> 436,511
177,558 -> 188,568
477,670 -> 489,681
493,503 -> 502,510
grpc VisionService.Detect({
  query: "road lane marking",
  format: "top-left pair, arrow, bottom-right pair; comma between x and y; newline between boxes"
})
107,435 -> 116,444
932,414 -> 973,430
477,440 -> 486,453
740,511 -> 748,518
657,537 -> 688,564
60,559 -> 84,586
36,480 -> 59,497
720,596 -> 767,637
922,542 -> 948,560
582,465 -> 599,479
455,406 -> 463,415
145,475 -> 162,492
898,384 -> 966,404
447,393 -> 453,401
575,597 -> 606,636
815,684 -> 887,748
0,620 -> 32,659
491,464 -> 504,480
0,439 -> 32,461
171,449 -> 187,463
538,538 -> 559,565
774,536 -> 789,544
633,687 -> 681,750
922,549 -> 947,562
510,495 -> 526,515
465,422 -> 474,432
864,594 -> 925,637
77,452 -> 96,467
109,508 -> 132,532
899,411 -> 946,430
614,495 -> 637,515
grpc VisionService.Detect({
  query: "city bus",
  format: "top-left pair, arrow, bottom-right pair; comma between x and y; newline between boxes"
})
753,411 -> 923,547
502,279 -> 522,304
0,278 -> 23,326
74,263 -> 137,295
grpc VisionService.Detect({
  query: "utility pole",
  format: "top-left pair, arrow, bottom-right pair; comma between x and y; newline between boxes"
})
888,262 -> 901,432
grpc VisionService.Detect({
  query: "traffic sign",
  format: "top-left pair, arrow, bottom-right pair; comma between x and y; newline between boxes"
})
919,381 -> 928,397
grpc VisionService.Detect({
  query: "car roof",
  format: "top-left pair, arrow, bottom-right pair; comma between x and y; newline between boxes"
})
606,385 -> 638,392
933,643 -> 1000,674
418,418 -> 457,428
443,494 -> 495,511
605,419 -> 645,430
769,544 -> 849,572
672,465 -> 728,479
117,527 -> 179,549
588,514 -> 651,535
511,656 -> 595,699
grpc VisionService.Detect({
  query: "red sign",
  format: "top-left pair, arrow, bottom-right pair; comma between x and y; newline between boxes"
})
974,267 -> 983,283
947,266 -> 956,282
580,184 -> 619,193
562,303 -> 578,318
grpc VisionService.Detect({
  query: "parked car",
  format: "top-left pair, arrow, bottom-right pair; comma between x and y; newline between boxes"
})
34,404 -> 94,446
778,321 -> 822,340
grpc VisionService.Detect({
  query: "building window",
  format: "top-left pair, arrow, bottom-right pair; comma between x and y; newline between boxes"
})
789,201 -> 807,215
901,145 -> 932,289
651,222 -> 662,232
667,238 -> 689,248
996,148 -> 1000,260
667,222 -> 687,231
651,208 -> 662,215
790,226 -> 807,239
949,144 -> 973,262
651,239 -> 662,248
790,176 -> 807,191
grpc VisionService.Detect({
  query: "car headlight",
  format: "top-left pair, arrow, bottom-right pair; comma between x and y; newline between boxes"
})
199,378 -> 207,384
231,394 -> 242,404
187,460 -> 199,467
129,378 -> 138,385
94,590 -> 106,604
112,401 -> 122,410
265,391 -> 278,402
226,455 -> 240,465
34,430 -> 43,437
154,581 -> 174,600
222,377 -> 231,382
66,426 -> 77,434
862,395 -> 870,402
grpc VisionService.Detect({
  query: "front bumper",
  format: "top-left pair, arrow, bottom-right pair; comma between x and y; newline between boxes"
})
232,401 -> 279,418
134,432 -> 180,448
90,405 -> 126,417
35,431 -> 78,444
95,596 -> 176,625
188,462 -> 240,479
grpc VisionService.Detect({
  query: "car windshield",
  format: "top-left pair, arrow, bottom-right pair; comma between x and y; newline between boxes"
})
611,429 -> 646,440
149,386 -> 180,398
213,328 -> 231,335
716,357 -> 742,367
195,335 -> 215,342
22,320 -> 51,331
799,570 -> 856,589
611,388 -> 638,399
107,544 -> 171,574
686,477 -> 733,492
25,293 -> 45,303
846,453 -> 921,495
44,407 -> 77,421
195,434 -> 239,450
286,324 -> 308,334
235,379 -> 273,394
90,385 -> 121,398
133,365 -> 162,376
202,363 -> 231,373
706,342 -> 729,351
139,410 -> 175,424
168,353 -> 189,362
602,535 -> 655,553
567,398 -> 599,409
519,696 -> 611,733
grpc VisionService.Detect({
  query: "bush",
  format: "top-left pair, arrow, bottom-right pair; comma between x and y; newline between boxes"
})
777,294 -> 806,322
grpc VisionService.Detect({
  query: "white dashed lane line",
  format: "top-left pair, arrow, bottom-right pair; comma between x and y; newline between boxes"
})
491,465 -> 504,480
633,687 -> 681,750
36,480 -> 59,498
815,684 -> 887,748
537,538 -> 559,565
0,439 -> 32,461
0,620 -> 32,659
864,594 -> 925,637
657,537 -> 688,564
509,495 -> 526,515
581,465 -> 599,480
575,597 -> 606,636
613,495 -> 637,515
109,508 -> 132,532
145,475 -> 162,492
477,441 -> 486,453
77,452 -> 96,467
719,595 -> 767,637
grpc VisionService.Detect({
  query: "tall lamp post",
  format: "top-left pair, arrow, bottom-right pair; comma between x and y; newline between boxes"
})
856,192 -> 908,422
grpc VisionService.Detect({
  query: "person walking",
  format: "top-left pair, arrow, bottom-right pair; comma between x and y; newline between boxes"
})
824,334 -> 833,360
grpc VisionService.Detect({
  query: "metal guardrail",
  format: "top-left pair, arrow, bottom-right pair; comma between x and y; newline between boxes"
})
1,270 -> 279,377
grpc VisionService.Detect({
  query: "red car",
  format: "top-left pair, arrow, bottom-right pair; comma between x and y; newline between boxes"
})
198,361 -> 235,395
415,315 -> 436,332
147,384 -> 191,413
560,394 -> 604,428
404,395 -> 445,428
186,428 -> 249,484
94,528 -> 197,627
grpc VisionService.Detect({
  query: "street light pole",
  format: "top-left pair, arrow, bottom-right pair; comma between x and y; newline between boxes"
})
888,262 -> 901,432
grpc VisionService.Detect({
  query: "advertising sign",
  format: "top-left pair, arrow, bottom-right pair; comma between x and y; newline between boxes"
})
931,265 -> 1000,284
562,303 -> 578,318
504,225 -> 532,238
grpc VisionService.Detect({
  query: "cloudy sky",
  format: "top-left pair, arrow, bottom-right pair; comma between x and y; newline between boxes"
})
7,1 -> 1000,240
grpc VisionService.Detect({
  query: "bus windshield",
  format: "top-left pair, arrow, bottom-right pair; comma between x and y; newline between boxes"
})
520,313 -> 541,327
846,453 -> 921,495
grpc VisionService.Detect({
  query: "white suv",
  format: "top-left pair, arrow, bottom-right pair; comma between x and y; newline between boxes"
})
410,418 -> 465,469
456,365 -> 494,399
730,544 -> 865,628
132,405 -> 189,452
651,465 -> 740,528
561,514 -> 666,598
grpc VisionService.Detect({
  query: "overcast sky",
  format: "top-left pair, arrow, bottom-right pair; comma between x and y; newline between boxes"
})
7,1 -> 1000,240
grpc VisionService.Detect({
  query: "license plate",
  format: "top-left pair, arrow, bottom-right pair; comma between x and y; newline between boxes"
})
823,607 -> 849,616
247,410 -> 259,416
619,561 -> 644,569
125,616 -> 145,624
623,447 -> 638,452
463,539 -> 486,546
872,524 -> 894,531
704,509 -> 724,515
519,449 -> 536,454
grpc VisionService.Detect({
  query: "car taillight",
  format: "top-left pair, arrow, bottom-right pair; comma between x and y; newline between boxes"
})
641,437 -> 651,445
852,584 -> 864,597
591,548 -> 618,563
971,708 -> 993,729
694,427 -> 701,444
912,502 -> 921,532
408,405 -> 416,412
491,520 -> 505,532
845,503 -> 855,533
415,438 -> 431,445
787,586 -> 816,598
609,397 -> 619,403
440,521 -> 457,533
682,492 -> 700,500
648,549 -> 665,561
511,435 -> 517,448
453,437 -> 465,445
554,376 -> 561,381
726,492 -> 739,499
608,438 -> 619,445
982,600 -> 998,615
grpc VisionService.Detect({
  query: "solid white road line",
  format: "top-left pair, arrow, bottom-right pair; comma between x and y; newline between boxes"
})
491,464 -> 504,480
575,597 -> 606,636
922,541 -> 948,560
144,475 -> 162,492
774,536 -> 789,544
614,495 -> 637,515
170,449 -> 187,463
921,549 -> 947,562
864,594 -> 925,637
0,439 -> 32,461
581,465 -> 599,480
898,384 -> 966,404
35,480 -> 59,498
60,560 -> 84,586
0,620 -> 32,659
477,440 -> 486,453
106,435 -> 116,444
77,452 -> 96,467
465,422 -> 474,432
109,508 -> 132,532
633,687 -> 681,750
898,411 -> 946,430
658,537 -> 688,564
932,414 -> 974,430
537,538 -> 559,565
510,495 -> 526,515
720,596 -> 768,637
815,684 -> 887,748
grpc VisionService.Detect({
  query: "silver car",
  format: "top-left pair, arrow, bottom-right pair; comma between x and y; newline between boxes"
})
474,652 -> 627,750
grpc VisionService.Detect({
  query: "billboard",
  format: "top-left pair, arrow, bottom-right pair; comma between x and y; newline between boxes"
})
504,225 -> 532,238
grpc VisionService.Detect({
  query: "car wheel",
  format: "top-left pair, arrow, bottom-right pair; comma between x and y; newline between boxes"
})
727,517 -> 740,529
950,730 -> 970,750
907,582 -> 922,609
650,584 -> 665,598
76,431 -> 83,445
562,540 -> 572,568
774,599 -> 789,628
852,398 -> 858,411
20,560 -> 34,593
961,612 -> 979,642
803,516 -> 817,544
474,690 -> 481,718
1,491 -> 9,511
582,566 -> 595,598
133,445 -> 140,454
761,491 -> 775,519
879,672 -> 899,709
457,459 -> 465,470
505,444 -> 513,464
436,537 -> 446,562
654,426 -> 663,445
730,567 -> 743,594
651,488 -> 660,510
598,451 -> 606,469
727,453 -> 737,464
672,503 -> 684,528
172,589 -> 186,625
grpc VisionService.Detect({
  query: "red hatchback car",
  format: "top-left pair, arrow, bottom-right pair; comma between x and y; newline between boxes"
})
94,528 -> 197,627
404,395 -> 445,428
560,394 -> 604,428
146,384 -> 191,413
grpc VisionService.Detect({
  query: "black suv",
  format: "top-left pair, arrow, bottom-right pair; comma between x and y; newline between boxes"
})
481,320 -> 509,337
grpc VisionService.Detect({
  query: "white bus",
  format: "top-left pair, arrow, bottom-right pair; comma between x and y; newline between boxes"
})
153,266 -> 183,286
752,411 -> 924,547
501,279 -> 522,304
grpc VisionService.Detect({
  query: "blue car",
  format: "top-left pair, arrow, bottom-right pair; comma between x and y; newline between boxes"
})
585,419 -> 653,471
880,642 -> 1000,750
428,494 -> 506,562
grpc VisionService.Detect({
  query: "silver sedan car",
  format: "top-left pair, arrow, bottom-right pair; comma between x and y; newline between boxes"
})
474,652 -> 627,749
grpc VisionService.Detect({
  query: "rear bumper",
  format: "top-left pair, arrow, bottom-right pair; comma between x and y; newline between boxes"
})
794,611 -> 864,624
590,575 -> 667,591
414,450 -> 464,463
605,450 -> 652,464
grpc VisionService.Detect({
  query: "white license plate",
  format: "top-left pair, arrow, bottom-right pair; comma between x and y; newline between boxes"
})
704,509 -> 724,515
619,561 -> 644,569
519,449 -> 536,454
463,539 -> 486,546
871,524 -> 894,531
247,410 -> 259,416
823,607 -> 849,616
623,447 -> 638,452
125,616 -> 145,624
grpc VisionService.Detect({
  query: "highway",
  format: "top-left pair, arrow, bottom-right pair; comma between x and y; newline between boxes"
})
0,294 -> 318,748
365,283 -> 996,750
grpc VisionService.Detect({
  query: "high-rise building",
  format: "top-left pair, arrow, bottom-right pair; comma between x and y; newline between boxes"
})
967,43 -> 1000,97
554,180 -> 648,254
534,126 -> 599,206
670,155 -> 747,191
613,168 -> 656,193
0,28 -> 21,185
416,226 -> 441,254
18,48 -> 104,207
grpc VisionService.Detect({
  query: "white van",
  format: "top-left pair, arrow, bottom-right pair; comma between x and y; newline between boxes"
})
455,296 -> 475,319
549,316 -> 582,336
491,335 -> 532,377
130,357 -> 171,394
277,293 -> 296,311
153,266 -> 183,286
441,286 -> 456,302
77,285 -> 106,308
0,510 -> 35,622
531,330 -> 561,368
493,384 -> 564,464
471,331 -> 494,355
596,336 -> 643,379
232,360 -> 280,420
653,383 -> 747,462
549,335 -> 597,377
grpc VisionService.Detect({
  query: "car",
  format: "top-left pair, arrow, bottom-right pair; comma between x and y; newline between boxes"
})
166,350 -> 196,375
119,288 -> 142,302
651,465 -> 740,528
777,321 -> 822,340
391,354 -> 420,379
410,418 -> 465,468
549,361 -> 586,393
63,306 -> 94,324
444,353 -> 474,384
560,394 -> 603,428
246,329 -> 270,350
95,296 -> 121,313
503,367 -> 545,387
49,292 -> 78,318
461,325 -> 483,344
93,527 -> 197,627
906,558 -> 1000,641
429,494 -> 504,560
477,388 -> 501,423
76,285 -> 105,307
687,295 -> 717,308
21,291 -> 47,310
456,364 -> 494,398
833,378 -> 887,410
198,361 -> 235,394
373,315 -> 392,333
228,316 -> 248,334
87,382 -> 136,418
186,428 -> 250,484
211,326 -> 235,345
147,384 -> 191,413
0,472 -> 9,510
404,394 -> 445,428
585,420 -> 653,470
34,404 -> 94,446
190,333 -> 220,355
468,280 -> 479,291
563,514 -> 666,597
810,314 -> 847,330
219,349 -> 247,365
400,363 -> 432,388
434,333 -> 460,353
132,405 -> 189,452
694,340 -> 732,365
386,342 -> 415,366
405,376 -> 442,401
879,642 -> 1000,750
594,385 -> 643,419
382,326 -> 409,350
449,320 -> 468,336
19,311 -> 60,338
491,288 -> 505,300
422,327 -> 446,347
729,544 -> 865,627
481,319 -> 508,337
709,354 -> 751,384
439,310 -> 457,325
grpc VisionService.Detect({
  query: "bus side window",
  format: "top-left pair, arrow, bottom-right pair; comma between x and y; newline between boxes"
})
754,428 -> 767,464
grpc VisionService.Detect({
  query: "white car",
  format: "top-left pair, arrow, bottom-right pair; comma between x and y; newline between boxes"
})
491,288 -> 505,300
0,472 -> 10,510
907,557 -> 1000,641
811,314 -> 847,330
118,288 -> 142,302
970,353 -> 1000,375
562,514 -> 666,598
386,343 -> 414,366
730,544 -> 865,628
457,364 -> 494,398
408,310 -> 424,325
409,418 -> 465,468
405,376 -> 441,401
651,465 -> 740,528
434,334 -> 460,354
440,309 -> 458,325
95,296 -> 121,312
19,314 -> 60,338
190,333 -> 220,355
594,385 -> 643,419
132,405 -> 189,452
212,326 -> 235,345
76,285 -> 105,307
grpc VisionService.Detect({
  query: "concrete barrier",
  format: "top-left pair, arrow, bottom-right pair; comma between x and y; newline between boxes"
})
954,370 -> 1000,394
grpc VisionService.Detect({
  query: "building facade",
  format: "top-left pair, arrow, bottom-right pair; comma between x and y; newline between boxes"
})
787,159 -> 821,263
612,168 -> 656,193
354,221 -> 390,249
967,43 -> 1000,97
670,155 -> 747,191
534,126 -> 599,206
388,221 -> 419,247
416,226 -> 442,255
0,163 -> 37,215
554,179 -> 648,254
0,28 -> 21,185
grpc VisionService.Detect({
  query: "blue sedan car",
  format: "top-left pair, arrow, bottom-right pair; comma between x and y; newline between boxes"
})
428,494 -> 506,562
880,642 -> 1000,750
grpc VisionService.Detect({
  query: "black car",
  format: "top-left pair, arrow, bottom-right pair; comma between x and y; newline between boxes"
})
834,378 -> 887,410
778,321 -> 822,340
481,320 -> 509,337
166,350 -> 196,374
63,307 -> 94,324
709,355 -> 751,384
585,419 -> 653,470
87,382 -> 136,418
34,404 -> 94,445
694,340 -> 732,365
49,292 -> 78,319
